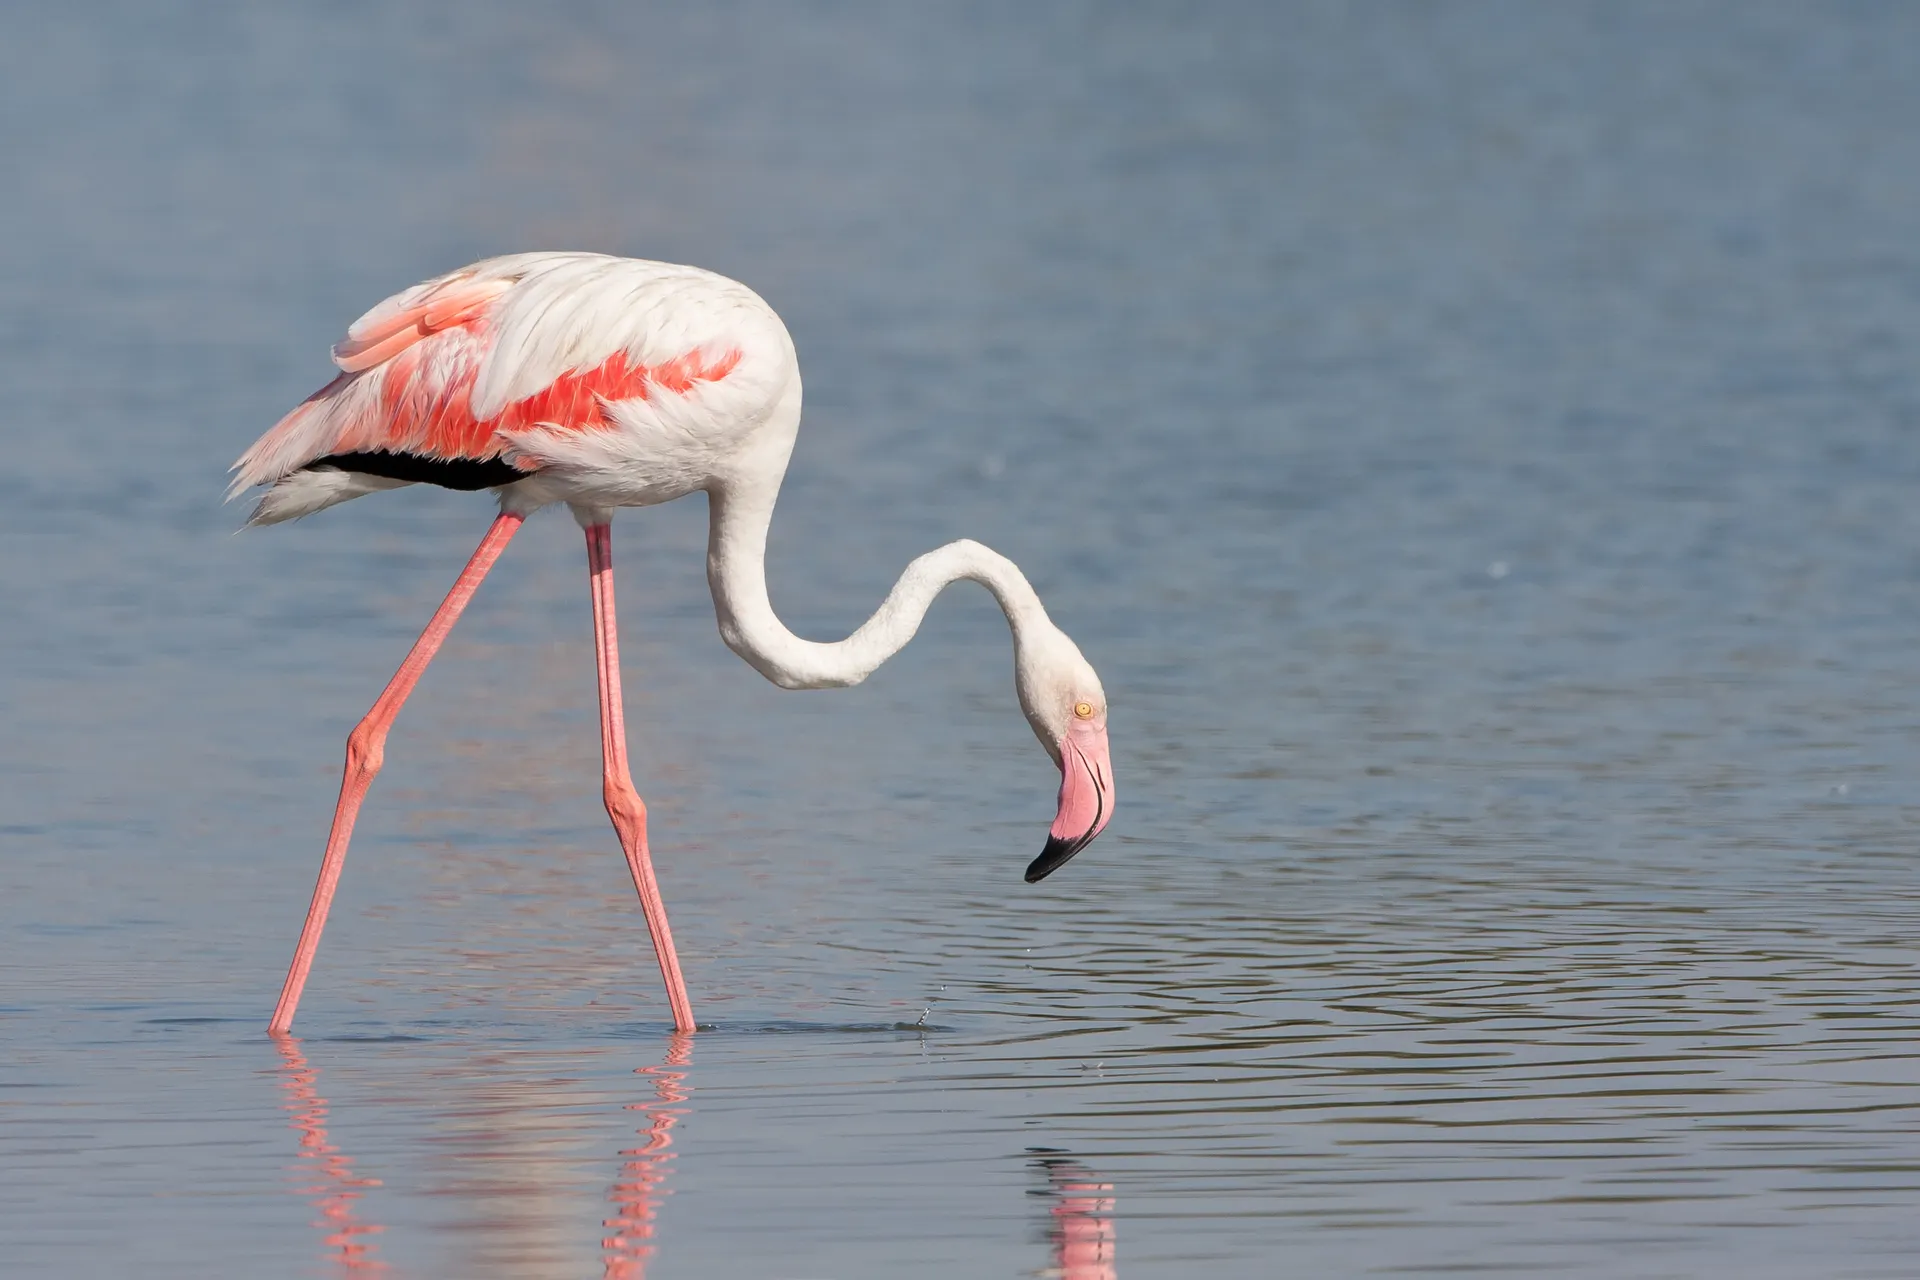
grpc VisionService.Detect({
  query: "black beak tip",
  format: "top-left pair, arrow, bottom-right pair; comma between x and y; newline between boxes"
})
1025,833 -> 1088,883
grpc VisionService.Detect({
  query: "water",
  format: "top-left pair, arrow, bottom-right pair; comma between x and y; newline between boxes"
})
5,2 -> 1920,1275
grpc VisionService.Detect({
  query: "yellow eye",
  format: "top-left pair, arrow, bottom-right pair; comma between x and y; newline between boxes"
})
1073,701 -> 1095,719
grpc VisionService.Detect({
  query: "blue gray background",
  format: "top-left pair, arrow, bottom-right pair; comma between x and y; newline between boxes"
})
3,3 -> 1919,1276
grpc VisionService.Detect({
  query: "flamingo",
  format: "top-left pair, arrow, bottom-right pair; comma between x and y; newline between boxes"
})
231,252 -> 1115,1035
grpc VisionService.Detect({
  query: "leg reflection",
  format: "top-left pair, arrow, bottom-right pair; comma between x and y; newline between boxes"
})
275,1038 -> 389,1273
602,1033 -> 695,1279
1030,1150 -> 1117,1280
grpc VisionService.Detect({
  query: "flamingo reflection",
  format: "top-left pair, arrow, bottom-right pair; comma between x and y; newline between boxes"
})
275,1038 -> 389,1273
1031,1150 -> 1117,1280
602,1033 -> 695,1278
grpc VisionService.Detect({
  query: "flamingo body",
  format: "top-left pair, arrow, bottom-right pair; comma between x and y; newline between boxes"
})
233,253 -> 1114,1036
233,254 -> 796,524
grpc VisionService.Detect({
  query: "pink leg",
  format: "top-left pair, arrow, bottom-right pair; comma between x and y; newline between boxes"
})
587,523 -> 697,1033
269,512 -> 525,1034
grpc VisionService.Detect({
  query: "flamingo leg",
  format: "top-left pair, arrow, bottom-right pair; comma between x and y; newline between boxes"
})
269,512 -> 526,1034
586,523 -> 697,1033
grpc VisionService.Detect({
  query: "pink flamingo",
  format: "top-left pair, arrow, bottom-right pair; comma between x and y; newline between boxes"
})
232,253 -> 1115,1035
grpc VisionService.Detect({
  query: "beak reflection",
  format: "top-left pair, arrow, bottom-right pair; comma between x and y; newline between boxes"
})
1030,1148 -> 1118,1279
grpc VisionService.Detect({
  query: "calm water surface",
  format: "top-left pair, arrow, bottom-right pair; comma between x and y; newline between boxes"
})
5,4 -> 1920,1276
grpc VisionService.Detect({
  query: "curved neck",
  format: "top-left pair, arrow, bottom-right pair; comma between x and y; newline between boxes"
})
705,474 -> 1054,690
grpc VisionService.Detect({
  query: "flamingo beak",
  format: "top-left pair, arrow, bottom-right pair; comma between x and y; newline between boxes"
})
1026,720 -> 1113,883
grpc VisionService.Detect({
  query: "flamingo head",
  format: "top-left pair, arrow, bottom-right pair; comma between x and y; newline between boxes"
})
1016,630 -> 1114,882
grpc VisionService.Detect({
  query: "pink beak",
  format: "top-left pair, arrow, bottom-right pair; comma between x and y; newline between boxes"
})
1027,719 -> 1114,882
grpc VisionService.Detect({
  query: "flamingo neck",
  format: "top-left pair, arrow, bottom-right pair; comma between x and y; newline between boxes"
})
705,472 -> 1055,690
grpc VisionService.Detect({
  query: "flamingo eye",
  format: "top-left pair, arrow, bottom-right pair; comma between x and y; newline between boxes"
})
1073,701 -> 1095,719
